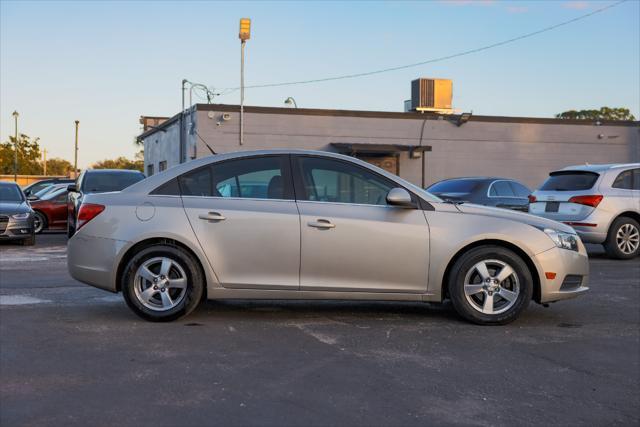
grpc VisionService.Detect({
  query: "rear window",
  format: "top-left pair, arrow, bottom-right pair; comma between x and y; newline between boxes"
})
427,179 -> 480,194
539,171 -> 599,191
82,171 -> 145,193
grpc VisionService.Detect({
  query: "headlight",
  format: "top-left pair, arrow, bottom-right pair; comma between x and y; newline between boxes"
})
544,228 -> 579,251
11,212 -> 30,220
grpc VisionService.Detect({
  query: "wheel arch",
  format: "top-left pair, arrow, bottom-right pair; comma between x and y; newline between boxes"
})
611,211 -> 640,228
441,239 -> 542,303
115,237 -> 208,301
32,208 -> 49,225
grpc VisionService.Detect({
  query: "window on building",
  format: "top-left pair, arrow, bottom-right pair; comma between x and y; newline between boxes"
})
297,156 -> 394,206
212,156 -> 291,200
159,161 -> 167,172
147,164 -> 154,177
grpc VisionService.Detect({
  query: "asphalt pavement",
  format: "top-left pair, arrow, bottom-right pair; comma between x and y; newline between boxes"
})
1,233 -> 638,426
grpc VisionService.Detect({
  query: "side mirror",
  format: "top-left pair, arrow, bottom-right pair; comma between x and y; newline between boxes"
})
67,184 -> 78,193
27,195 -> 38,201
386,188 -> 416,208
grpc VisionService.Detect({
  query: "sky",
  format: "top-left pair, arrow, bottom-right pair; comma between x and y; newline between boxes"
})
1,0 -> 638,168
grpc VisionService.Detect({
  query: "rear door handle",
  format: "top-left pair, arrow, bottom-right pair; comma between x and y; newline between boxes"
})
308,219 -> 335,229
198,212 -> 226,222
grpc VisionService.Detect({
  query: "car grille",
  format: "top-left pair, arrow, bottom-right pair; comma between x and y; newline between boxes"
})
560,275 -> 583,291
0,215 -> 8,233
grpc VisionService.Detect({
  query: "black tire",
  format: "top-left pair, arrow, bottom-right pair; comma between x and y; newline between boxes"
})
448,245 -> 533,325
121,244 -> 204,322
20,234 -> 36,246
604,217 -> 640,260
33,211 -> 47,234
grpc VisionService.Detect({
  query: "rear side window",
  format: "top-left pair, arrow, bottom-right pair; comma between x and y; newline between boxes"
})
211,156 -> 291,200
489,181 -> 515,197
509,181 -> 531,198
540,171 -> 599,191
612,169 -> 639,190
151,178 -> 180,196
82,172 -> 145,193
180,167 -> 212,197
427,179 -> 479,194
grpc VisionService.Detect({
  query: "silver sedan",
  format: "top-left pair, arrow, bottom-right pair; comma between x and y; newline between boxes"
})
67,150 -> 589,324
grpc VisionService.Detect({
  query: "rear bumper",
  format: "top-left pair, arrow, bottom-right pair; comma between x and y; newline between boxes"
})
67,233 -> 128,292
535,242 -> 589,303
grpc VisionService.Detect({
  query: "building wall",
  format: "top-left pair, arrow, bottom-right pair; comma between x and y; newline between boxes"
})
185,108 -> 639,189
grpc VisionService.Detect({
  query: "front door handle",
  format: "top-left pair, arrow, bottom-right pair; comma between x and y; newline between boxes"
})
198,212 -> 226,222
308,219 -> 335,229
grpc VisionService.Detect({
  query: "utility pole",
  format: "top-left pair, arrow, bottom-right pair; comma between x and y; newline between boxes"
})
74,120 -> 79,178
181,79 -> 188,163
239,18 -> 251,145
11,111 -> 19,182
43,148 -> 47,176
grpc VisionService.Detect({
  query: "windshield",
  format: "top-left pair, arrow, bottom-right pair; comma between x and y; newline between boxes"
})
540,171 -> 599,191
82,171 -> 145,193
0,184 -> 24,203
427,179 -> 480,194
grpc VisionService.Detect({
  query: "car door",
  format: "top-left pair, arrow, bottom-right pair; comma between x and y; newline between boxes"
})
50,191 -> 69,227
293,155 -> 430,293
180,155 -> 300,290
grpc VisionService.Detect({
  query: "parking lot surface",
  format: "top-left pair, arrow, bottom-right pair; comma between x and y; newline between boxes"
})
1,233 -> 639,426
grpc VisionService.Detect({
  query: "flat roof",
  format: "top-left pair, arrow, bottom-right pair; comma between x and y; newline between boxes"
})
138,103 -> 639,139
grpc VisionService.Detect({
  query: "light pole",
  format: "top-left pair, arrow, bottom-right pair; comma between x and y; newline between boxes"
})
11,111 -> 18,182
74,120 -> 79,178
284,97 -> 298,108
239,18 -> 251,145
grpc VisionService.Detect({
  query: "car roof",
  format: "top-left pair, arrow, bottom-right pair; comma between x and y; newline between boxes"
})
559,163 -> 640,173
85,169 -> 144,174
0,181 -> 19,187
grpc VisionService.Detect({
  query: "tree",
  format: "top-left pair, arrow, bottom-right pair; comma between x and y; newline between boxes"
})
556,107 -> 636,121
0,133 -> 43,175
46,158 -> 73,176
91,153 -> 143,172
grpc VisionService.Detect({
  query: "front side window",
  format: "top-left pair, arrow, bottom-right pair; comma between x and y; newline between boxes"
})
612,169 -> 637,190
212,156 -> 291,200
297,156 -> 394,206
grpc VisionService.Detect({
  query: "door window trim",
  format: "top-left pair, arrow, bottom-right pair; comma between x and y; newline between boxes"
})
487,180 -> 527,199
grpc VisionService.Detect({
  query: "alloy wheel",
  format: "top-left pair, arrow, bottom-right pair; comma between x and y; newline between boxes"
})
33,213 -> 44,234
616,223 -> 639,255
463,259 -> 520,315
133,257 -> 188,311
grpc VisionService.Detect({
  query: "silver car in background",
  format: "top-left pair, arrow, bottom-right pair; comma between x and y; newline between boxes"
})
529,164 -> 640,259
67,150 -> 589,325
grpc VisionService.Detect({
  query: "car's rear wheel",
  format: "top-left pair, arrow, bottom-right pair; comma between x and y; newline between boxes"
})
121,245 -> 204,322
33,211 -> 46,234
448,246 -> 533,325
604,217 -> 640,259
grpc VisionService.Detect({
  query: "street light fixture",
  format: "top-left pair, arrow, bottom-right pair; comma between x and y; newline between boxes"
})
239,17 -> 251,145
284,97 -> 298,108
11,111 -> 19,182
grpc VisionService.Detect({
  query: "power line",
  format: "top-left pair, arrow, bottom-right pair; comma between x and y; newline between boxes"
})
219,0 -> 627,93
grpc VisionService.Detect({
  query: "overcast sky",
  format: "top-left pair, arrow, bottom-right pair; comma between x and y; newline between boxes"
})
1,0 -> 638,168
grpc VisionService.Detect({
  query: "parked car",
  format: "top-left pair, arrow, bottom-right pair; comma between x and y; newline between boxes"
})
22,178 -> 74,198
67,150 -> 589,325
28,183 -> 68,201
426,177 -> 531,212
529,163 -> 640,259
67,169 -> 145,237
0,182 -> 35,245
30,187 -> 69,233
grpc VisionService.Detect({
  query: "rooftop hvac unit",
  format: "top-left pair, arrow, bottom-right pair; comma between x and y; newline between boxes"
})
410,78 -> 453,112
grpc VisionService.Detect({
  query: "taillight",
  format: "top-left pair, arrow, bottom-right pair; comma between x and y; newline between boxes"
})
528,194 -> 537,203
77,203 -> 105,230
568,195 -> 603,208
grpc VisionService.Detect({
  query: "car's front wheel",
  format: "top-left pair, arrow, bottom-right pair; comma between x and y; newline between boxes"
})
121,244 -> 204,322
448,246 -> 533,325
33,211 -> 46,234
604,217 -> 640,259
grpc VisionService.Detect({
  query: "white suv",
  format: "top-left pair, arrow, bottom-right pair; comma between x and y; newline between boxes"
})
529,163 -> 640,259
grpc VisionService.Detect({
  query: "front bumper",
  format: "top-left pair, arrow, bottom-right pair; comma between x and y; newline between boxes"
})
0,218 -> 34,240
535,241 -> 589,303
67,233 -> 129,292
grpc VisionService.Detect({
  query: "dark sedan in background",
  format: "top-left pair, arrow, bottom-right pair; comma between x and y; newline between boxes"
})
0,182 -> 35,245
426,177 -> 532,212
